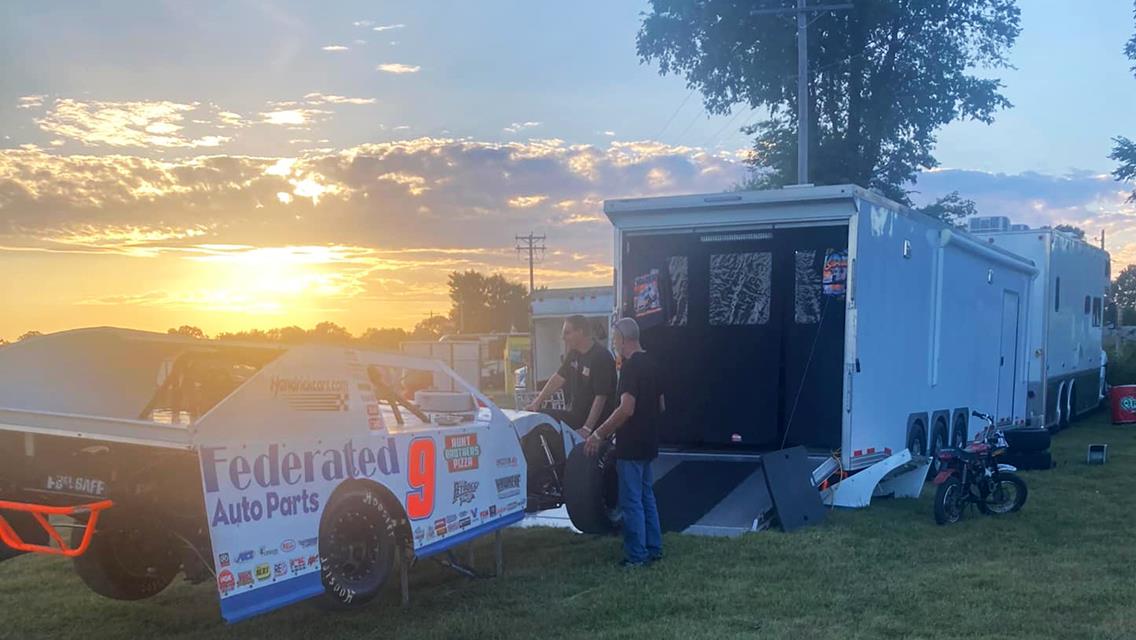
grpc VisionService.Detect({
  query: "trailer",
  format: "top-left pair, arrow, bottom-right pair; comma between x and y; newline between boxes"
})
970,219 -> 1111,430
529,286 -> 614,386
567,185 -> 1038,524
0,328 -> 575,622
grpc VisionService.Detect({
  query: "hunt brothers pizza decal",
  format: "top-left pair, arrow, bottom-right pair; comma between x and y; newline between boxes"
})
444,433 -> 481,472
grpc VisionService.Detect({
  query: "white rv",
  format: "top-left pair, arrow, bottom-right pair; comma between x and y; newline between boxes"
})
971,218 -> 1110,430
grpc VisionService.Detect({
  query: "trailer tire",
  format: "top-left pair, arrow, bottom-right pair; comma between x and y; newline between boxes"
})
72,512 -> 180,601
1002,428 -> 1050,453
928,420 -> 948,478
950,413 -> 968,449
1066,381 -> 1077,426
564,441 -> 621,534
318,485 -> 398,610
907,419 -> 927,458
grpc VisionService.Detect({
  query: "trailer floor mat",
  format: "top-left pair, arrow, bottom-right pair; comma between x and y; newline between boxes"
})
652,461 -> 762,533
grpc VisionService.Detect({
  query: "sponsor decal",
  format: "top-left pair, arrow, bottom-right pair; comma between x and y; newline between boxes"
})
488,505 -> 497,517
495,474 -> 521,499
281,539 -> 297,553
236,550 -> 254,563
274,562 -> 288,578
218,569 -> 235,595
307,554 -> 319,567
443,434 -> 481,472
237,570 -> 254,587
458,514 -> 471,529
434,518 -> 447,536
44,474 -> 107,497
469,508 -> 478,521
218,552 -> 230,568
414,526 -> 425,543
299,536 -> 318,548
270,376 -> 349,412
255,563 -> 271,581
446,514 -> 457,525
495,456 -> 518,468
1122,396 -> 1136,412
200,439 -> 399,528
480,509 -> 489,519
452,480 -> 479,505
259,545 -> 278,557
290,557 -> 306,574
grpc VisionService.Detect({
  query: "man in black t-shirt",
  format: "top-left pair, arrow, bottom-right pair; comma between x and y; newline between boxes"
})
585,317 -> 663,567
525,315 -> 616,434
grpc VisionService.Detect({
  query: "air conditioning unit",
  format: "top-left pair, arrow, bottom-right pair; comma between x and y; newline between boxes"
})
1010,223 -> 1030,231
967,216 -> 1012,233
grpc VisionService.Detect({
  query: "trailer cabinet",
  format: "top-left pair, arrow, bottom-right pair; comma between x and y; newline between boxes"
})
605,185 -> 1036,472
972,226 -> 1110,428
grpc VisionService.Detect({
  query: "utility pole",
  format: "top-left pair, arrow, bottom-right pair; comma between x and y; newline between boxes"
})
515,233 -> 546,294
752,1 -> 852,185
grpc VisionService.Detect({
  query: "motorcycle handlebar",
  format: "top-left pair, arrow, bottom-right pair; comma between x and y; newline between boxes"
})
971,410 -> 992,421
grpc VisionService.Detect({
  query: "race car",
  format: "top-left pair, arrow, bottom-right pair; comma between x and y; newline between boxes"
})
0,328 -> 608,622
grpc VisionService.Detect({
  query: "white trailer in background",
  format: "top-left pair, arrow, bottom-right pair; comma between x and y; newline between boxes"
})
593,185 -> 1037,520
529,286 -> 614,385
971,218 -> 1111,430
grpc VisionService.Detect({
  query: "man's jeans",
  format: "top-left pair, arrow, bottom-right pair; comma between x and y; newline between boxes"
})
617,459 -> 663,564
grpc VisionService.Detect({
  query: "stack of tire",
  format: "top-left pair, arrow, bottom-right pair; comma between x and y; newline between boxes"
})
1000,427 -> 1054,471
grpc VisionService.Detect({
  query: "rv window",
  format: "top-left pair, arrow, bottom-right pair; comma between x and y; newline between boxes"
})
667,255 -> 688,326
794,250 -> 823,324
1055,277 -> 1061,312
1085,295 -> 1092,315
1093,297 -> 1102,327
709,251 -> 772,326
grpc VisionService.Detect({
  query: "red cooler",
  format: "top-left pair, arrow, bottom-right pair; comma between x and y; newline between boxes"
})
1109,385 -> 1136,424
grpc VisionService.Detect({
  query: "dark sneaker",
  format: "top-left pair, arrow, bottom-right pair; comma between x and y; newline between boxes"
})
618,558 -> 647,568
648,552 -> 664,563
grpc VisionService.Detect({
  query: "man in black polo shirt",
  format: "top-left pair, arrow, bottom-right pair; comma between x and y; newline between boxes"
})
525,315 -> 616,435
585,317 -> 663,567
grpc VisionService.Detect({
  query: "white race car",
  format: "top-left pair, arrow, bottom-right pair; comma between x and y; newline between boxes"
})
0,328 -> 610,622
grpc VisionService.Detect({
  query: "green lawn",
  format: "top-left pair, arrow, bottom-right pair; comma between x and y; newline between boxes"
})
2,413 -> 1134,640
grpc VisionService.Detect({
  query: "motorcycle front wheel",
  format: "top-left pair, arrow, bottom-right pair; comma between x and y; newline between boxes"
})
978,472 -> 1028,515
933,477 -> 966,525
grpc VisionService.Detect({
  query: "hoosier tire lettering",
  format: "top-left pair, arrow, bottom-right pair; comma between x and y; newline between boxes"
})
317,486 -> 397,611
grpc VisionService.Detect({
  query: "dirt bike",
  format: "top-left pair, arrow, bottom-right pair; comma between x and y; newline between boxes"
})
931,411 -> 1028,525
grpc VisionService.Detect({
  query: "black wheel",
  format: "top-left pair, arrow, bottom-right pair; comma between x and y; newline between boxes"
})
1002,428 -> 1051,453
522,424 -> 566,513
950,414 -> 967,449
564,441 -> 621,534
1057,384 -> 1070,431
72,511 -> 180,601
318,486 -> 398,610
908,421 -> 927,458
978,473 -> 1028,515
933,477 -> 965,526
1066,382 -> 1077,426
928,421 -> 948,479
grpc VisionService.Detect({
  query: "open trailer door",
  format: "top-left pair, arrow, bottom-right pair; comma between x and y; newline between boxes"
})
622,224 -> 848,451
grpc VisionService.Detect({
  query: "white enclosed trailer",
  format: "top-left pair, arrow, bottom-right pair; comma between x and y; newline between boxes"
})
604,185 -> 1037,494
971,220 -> 1110,430
530,286 -> 614,385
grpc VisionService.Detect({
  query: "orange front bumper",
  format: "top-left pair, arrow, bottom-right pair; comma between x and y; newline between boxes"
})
0,498 -> 114,557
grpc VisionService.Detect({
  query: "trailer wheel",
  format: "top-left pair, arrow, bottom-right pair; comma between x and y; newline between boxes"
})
1053,382 -> 1068,432
522,424 -> 566,513
950,413 -> 967,449
564,441 -> 622,534
72,512 -> 180,601
318,486 -> 397,610
1066,381 -> 1076,426
907,419 -> 927,458
928,420 -> 948,478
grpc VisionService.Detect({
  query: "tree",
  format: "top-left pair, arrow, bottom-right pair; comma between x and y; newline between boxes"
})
915,191 -> 977,227
1054,224 -> 1086,240
1112,3 -> 1136,201
413,315 -> 455,339
359,327 -> 409,350
167,325 -> 206,339
1114,265 -> 1136,324
446,271 -> 529,334
637,0 -> 1021,204
307,321 -> 353,344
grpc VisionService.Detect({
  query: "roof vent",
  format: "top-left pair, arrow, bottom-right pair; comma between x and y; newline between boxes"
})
967,216 -> 1011,233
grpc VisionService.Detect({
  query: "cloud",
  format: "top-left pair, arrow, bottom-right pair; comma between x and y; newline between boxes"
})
17,95 -> 45,109
372,24 -> 405,32
376,63 -> 420,74
260,108 -> 330,127
302,93 -> 376,105
34,99 -> 232,148
352,20 -> 373,27
504,121 -> 541,134
507,195 -> 548,208
321,45 -> 349,51
601,130 -> 616,137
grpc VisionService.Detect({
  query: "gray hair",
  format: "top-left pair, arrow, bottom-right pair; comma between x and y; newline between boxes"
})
612,317 -> 640,342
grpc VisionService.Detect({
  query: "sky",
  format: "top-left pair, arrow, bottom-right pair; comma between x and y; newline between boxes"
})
0,0 -> 1134,340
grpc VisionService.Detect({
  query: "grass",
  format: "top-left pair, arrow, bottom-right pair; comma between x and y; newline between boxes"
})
2,413 -> 1135,640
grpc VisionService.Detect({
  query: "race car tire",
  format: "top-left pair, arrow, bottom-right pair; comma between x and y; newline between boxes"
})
522,424 -> 566,513
1000,450 -> 1054,471
563,441 -> 621,534
1002,428 -> 1051,454
72,511 -> 180,601
318,485 -> 397,610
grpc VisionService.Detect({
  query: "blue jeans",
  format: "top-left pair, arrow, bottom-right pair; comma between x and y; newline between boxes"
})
617,459 -> 662,564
